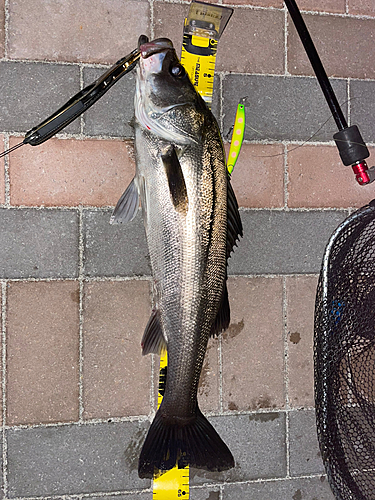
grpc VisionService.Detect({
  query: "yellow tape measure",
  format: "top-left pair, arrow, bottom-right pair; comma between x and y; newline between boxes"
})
180,33 -> 218,108
153,468 -> 189,499
180,1 -> 233,108
153,3 -> 234,497
153,350 -> 190,499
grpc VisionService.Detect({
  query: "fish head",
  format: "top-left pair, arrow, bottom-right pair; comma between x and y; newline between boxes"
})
135,36 -> 206,144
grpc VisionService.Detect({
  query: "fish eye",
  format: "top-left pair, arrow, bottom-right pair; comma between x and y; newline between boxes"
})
170,64 -> 186,78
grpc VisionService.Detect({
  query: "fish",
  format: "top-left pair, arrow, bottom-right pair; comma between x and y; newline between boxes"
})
111,36 -> 242,479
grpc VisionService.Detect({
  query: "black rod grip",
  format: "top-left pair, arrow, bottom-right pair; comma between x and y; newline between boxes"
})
333,125 -> 370,166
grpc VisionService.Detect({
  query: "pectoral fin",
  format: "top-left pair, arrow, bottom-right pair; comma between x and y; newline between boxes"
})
110,177 -> 140,224
162,147 -> 188,215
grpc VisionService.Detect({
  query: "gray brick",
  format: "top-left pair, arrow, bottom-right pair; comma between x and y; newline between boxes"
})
0,208 -> 79,279
222,75 -> 347,142
0,442 -> 3,500
0,62 -> 80,134
289,409 -> 325,476
211,76 -> 221,129
228,210 -> 348,275
83,209 -> 347,277
190,413 -> 286,485
83,209 -> 150,277
350,79 -> 375,145
91,489 -> 219,500
91,495 -> 150,500
7,421 -> 150,496
223,476 -> 335,499
83,67 -> 136,139
190,487 -> 220,500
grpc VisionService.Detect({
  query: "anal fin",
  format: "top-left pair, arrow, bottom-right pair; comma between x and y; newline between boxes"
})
141,309 -> 167,355
211,282 -> 230,337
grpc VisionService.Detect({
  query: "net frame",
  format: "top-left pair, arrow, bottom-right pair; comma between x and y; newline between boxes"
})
315,200 -> 375,500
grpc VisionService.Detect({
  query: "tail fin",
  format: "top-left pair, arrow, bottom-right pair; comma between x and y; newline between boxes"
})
138,406 -> 234,478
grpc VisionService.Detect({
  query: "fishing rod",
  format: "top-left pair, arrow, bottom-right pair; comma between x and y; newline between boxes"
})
1,0 -> 372,187
284,0 -> 375,185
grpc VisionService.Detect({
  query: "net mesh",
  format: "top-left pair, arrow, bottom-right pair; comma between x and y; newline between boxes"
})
315,200 -> 375,500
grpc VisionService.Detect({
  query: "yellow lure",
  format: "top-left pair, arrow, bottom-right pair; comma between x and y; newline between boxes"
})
227,100 -> 246,175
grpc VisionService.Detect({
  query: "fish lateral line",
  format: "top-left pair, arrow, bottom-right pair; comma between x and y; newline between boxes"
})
132,8 -> 237,486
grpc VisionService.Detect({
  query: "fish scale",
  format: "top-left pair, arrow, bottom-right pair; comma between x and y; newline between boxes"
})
111,36 -> 242,478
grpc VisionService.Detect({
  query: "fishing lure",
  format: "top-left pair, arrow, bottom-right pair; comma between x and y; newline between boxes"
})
227,97 -> 246,175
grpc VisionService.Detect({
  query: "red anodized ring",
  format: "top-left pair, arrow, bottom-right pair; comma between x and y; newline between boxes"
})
352,161 -> 370,185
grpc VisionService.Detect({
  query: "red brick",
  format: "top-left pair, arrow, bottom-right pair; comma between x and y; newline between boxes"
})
286,275 -> 318,408
82,280 -> 152,419
7,281 -> 80,425
8,0 -> 150,64
287,144 -> 373,208
222,277 -> 285,412
218,9 -> 285,74
154,4 -> 284,74
297,0 -> 346,13
0,134 -> 4,204
9,137 -> 135,207
223,0 -> 283,6
153,3 -> 188,57
0,0 -> 4,58
227,143 -> 285,208
288,13 -> 375,79
348,0 -> 375,16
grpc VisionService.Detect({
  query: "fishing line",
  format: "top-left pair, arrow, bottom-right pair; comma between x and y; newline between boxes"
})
233,95 -> 374,161
242,112 -> 338,159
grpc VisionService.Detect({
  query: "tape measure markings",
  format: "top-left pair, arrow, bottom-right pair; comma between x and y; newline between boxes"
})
153,3 -> 235,497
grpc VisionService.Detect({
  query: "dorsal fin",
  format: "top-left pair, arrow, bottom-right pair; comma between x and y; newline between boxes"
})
162,147 -> 188,215
227,176 -> 243,257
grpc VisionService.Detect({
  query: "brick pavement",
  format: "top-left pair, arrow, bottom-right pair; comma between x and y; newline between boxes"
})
1,0 -> 375,498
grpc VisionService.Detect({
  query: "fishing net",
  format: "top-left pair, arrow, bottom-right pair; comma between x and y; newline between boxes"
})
314,199 -> 375,500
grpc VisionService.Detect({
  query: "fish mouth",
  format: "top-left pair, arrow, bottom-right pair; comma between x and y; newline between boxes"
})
139,37 -> 174,59
137,35 -> 149,49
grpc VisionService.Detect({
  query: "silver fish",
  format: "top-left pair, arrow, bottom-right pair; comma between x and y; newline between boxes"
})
112,36 -> 242,478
